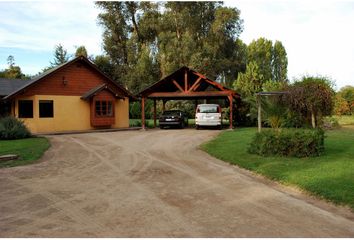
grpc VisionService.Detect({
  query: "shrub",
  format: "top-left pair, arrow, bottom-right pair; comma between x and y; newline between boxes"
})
0,116 -> 31,140
322,117 -> 340,130
248,128 -> 325,157
130,119 -> 142,127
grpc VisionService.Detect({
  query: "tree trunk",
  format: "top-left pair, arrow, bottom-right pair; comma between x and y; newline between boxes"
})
131,13 -> 141,43
311,111 -> 316,128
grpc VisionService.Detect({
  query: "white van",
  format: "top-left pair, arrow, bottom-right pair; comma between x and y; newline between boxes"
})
195,104 -> 222,129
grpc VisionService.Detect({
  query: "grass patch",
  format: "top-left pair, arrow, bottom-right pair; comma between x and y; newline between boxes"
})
201,127 -> 354,210
0,137 -> 50,168
332,115 -> 354,125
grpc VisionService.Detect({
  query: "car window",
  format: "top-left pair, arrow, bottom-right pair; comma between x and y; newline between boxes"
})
199,106 -> 218,113
162,111 -> 181,116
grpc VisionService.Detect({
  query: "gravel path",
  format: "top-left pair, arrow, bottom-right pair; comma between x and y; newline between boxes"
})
0,129 -> 353,237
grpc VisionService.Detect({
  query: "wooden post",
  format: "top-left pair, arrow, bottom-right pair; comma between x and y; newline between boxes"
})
153,99 -> 157,128
229,95 -> 233,129
184,69 -> 188,92
162,100 -> 166,112
257,95 -> 262,133
142,97 -> 146,130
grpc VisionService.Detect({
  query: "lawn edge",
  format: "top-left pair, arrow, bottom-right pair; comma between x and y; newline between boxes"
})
200,130 -> 354,218
0,137 -> 51,168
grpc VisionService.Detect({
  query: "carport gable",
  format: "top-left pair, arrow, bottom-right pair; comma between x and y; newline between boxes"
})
138,66 -> 240,99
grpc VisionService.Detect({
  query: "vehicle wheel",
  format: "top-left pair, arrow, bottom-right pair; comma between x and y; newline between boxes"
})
219,125 -> 222,130
160,125 -> 164,129
180,122 -> 185,129
195,124 -> 199,130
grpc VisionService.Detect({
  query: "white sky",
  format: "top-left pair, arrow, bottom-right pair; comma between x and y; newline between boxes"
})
227,0 -> 354,89
0,0 -> 353,89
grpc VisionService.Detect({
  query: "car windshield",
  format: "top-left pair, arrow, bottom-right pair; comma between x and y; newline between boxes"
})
199,106 -> 218,113
162,111 -> 181,116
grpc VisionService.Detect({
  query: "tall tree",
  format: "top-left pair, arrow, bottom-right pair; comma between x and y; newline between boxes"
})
0,55 -> 26,79
75,45 -> 88,57
247,38 -> 288,83
96,1 -> 160,91
233,61 -> 263,96
285,76 -> 335,128
337,85 -> 354,114
7,55 -> 15,67
247,38 -> 273,82
93,55 -> 115,77
50,44 -> 69,67
272,41 -> 288,82
95,1 -> 244,92
41,44 -> 70,72
334,94 -> 350,115
158,2 -> 243,86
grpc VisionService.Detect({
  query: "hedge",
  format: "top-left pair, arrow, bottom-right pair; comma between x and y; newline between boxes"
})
248,128 -> 325,158
0,116 -> 31,140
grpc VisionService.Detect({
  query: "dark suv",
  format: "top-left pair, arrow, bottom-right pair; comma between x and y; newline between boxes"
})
159,110 -> 188,129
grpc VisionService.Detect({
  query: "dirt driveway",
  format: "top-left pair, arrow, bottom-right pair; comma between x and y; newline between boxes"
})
0,129 -> 353,237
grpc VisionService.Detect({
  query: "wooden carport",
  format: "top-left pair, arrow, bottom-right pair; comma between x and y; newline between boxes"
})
138,66 -> 240,129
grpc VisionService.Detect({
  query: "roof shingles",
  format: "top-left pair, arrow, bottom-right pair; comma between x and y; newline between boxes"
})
0,78 -> 29,97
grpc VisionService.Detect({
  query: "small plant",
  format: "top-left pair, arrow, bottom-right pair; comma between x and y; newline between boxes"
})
248,128 -> 325,157
266,115 -> 283,130
0,116 -> 31,140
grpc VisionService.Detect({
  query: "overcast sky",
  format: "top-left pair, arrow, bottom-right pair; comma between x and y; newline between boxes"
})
0,0 -> 353,89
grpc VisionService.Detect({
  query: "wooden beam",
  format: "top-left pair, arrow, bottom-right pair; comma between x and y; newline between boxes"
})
193,83 -> 201,92
172,79 -> 184,92
142,97 -> 146,130
148,90 -> 234,98
153,99 -> 157,128
188,77 -> 202,92
228,95 -> 233,129
192,71 -> 208,81
257,95 -> 261,132
204,78 -> 227,91
184,69 -> 188,92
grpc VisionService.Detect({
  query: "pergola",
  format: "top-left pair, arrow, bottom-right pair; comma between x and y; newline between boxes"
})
138,66 -> 240,129
256,91 -> 289,132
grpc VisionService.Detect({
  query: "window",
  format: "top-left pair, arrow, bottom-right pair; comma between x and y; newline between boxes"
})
95,101 -> 113,117
107,101 -> 113,116
39,100 -> 54,118
18,100 -> 33,118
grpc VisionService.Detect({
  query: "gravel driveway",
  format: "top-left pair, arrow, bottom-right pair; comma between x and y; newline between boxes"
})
0,129 -> 353,237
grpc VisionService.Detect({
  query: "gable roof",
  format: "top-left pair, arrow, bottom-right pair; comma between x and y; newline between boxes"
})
81,84 -> 126,101
0,78 -> 29,97
138,66 -> 240,99
3,56 -> 134,100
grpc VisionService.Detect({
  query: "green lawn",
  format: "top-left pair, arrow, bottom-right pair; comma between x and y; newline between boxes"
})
332,115 -> 354,125
0,137 -> 50,168
201,127 -> 354,210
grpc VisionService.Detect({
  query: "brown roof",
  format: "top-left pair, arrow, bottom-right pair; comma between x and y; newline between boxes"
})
138,66 -> 240,99
81,84 -> 126,100
0,78 -> 29,97
3,56 -> 135,100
